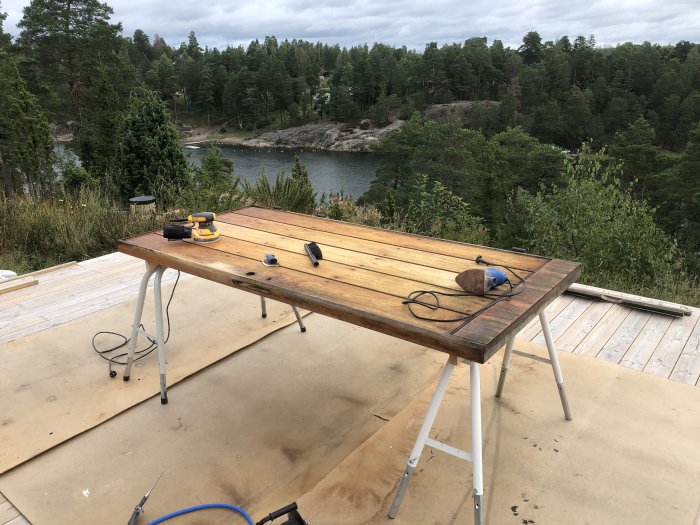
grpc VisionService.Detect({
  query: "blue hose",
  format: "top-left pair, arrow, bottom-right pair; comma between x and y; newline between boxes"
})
146,502 -> 254,525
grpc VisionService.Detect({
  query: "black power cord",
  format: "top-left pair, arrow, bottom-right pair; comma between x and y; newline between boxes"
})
92,271 -> 181,378
403,256 -> 527,333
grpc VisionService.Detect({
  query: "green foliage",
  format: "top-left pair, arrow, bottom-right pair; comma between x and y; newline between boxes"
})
650,122 -> 700,268
59,157 -> 95,194
113,88 -> 191,206
0,189 -> 161,271
397,174 -> 488,244
512,147 -> 689,299
182,145 -> 242,211
242,169 -> 316,214
17,0 -> 122,120
609,117 -> 662,187
74,65 -> 123,179
0,9 -> 11,50
291,153 -> 310,182
314,193 -> 382,226
368,112 -> 496,219
0,53 -> 55,197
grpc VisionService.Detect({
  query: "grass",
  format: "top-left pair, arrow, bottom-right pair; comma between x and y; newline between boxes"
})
0,190 -> 162,273
2,188 -> 697,307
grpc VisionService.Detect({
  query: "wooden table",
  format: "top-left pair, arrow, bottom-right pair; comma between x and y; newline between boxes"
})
118,206 -> 581,524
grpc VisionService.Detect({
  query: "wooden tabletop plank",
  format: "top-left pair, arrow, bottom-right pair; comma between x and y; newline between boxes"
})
214,221 -> 472,289
227,207 -> 547,272
178,230 -> 495,315
119,234 -> 496,361
118,208 -> 581,363
221,211 -> 532,281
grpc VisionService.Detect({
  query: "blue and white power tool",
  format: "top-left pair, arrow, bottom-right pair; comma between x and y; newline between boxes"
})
455,267 -> 508,294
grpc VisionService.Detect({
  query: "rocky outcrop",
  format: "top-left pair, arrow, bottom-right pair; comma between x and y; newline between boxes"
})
240,120 -> 404,152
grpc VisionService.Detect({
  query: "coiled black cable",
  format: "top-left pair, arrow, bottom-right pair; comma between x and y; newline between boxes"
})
403,258 -> 527,332
92,271 -> 181,377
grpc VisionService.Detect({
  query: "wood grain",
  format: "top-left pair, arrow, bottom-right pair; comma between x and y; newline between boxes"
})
118,207 -> 581,363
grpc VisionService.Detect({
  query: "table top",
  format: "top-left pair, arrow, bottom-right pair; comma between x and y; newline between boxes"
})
118,206 -> 580,363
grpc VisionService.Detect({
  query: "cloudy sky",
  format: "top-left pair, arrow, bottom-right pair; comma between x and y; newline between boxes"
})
2,0 -> 699,51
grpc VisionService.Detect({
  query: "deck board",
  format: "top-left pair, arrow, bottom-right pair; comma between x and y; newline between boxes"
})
670,318 -> 700,385
620,315 -> 673,371
644,309 -> 700,378
0,495 -> 29,525
596,310 -> 653,364
556,300 -> 614,352
532,297 -> 594,347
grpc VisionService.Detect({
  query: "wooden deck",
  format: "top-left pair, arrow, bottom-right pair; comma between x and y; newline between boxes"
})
517,292 -> 700,387
0,493 -> 29,525
0,252 -> 182,346
1,250 -> 698,525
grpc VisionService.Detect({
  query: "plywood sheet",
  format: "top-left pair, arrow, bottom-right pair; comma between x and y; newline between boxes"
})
0,277 -> 306,474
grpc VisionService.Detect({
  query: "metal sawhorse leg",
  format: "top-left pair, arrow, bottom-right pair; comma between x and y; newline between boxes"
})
124,263 -> 169,403
496,310 -> 572,421
260,296 -> 306,332
123,264 -> 308,404
389,310 -> 572,524
389,356 -> 483,523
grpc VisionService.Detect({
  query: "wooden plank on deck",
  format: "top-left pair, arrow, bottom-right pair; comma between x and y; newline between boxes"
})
597,310 -> 653,364
644,308 -> 700,378
516,294 -> 575,341
670,318 -> 700,386
532,297 -> 594,348
620,314 -> 673,371
573,304 -> 630,357
556,300 -> 614,352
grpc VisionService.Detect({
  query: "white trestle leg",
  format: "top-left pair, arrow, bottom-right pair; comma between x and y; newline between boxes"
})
539,310 -> 572,420
389,356 -> 485,525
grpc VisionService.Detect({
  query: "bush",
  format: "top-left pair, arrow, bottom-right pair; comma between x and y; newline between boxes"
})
315,193 -> 382,226
242,170 -> 316,214
395,174 -> 488,244
0,189 -> 162,272
512,146 -> 698,304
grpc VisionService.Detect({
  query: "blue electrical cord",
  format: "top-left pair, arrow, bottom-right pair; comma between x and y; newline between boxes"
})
146,503 -> 254,525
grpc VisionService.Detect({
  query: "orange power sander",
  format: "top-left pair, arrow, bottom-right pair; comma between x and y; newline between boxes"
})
163,212 -> 220,243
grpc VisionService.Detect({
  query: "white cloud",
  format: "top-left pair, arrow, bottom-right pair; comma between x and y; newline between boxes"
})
2,0 -> 699,50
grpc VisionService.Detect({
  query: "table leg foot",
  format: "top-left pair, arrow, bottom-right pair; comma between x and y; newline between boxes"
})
260,296 -> 267,318
495,338 -> 514,399
495,368 -> 508,398
558,383 -> 572,421
123,375 -> 130,382
160,373 -> 168,404
474,493 -> 482,525
292,306 -> 306,332
388,465 -> 414,519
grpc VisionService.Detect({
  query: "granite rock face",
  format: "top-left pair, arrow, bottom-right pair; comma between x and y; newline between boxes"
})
241,120 -> 404,152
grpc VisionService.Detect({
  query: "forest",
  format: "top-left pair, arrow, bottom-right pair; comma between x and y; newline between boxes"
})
0,0 -> 698,305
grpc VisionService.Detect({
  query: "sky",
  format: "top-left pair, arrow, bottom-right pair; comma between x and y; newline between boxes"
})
2,0 -> 699,51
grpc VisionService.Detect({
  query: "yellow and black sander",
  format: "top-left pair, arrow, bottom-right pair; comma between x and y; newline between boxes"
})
163,212 -> 220,243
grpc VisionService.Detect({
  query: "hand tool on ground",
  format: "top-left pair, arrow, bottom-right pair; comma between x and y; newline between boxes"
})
256,502 -> 308,525
127,469 -> 165,525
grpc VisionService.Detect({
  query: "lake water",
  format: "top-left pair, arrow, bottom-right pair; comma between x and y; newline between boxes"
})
186,145 -> 380,199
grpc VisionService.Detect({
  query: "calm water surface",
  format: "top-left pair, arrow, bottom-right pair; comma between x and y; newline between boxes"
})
186,145 -> 380,199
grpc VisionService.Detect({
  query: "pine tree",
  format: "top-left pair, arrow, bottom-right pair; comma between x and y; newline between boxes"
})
0,53 -> 54,197
74,65 -> 122,180
17,0 -> 122,121
113,88 -> 191,205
